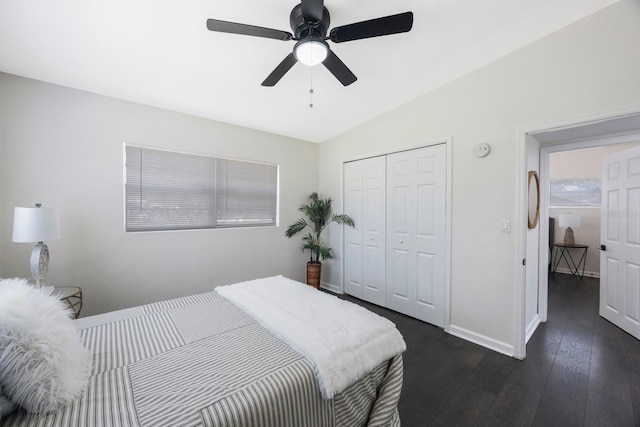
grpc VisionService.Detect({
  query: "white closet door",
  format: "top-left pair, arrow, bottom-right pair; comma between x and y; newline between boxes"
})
344,157 -> 386,305
344,161 -> 364,298
386,144 -> 447,326
362,157 -> 386,305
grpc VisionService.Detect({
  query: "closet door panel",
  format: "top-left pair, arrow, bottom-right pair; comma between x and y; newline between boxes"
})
344,161 -> 364,297
415,183 -> 438,311
361,157 -> 386,305
414,145 -> 447,325
344,156 -> 386,305
417,184 -> 436,234
416,252 -> 436,308
386,151 -> 416,315
390,246 -> 411,301
387,145 -> 446,326
346,243 -> 363,293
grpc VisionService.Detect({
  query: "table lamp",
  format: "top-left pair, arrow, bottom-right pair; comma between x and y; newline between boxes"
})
559,213 -> 580,245
12,204 -> 61,287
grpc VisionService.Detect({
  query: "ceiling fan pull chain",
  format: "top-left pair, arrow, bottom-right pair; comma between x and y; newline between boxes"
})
309,67 -> 314,108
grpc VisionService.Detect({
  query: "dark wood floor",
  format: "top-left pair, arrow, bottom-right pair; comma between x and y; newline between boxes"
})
343,273 -> 640,426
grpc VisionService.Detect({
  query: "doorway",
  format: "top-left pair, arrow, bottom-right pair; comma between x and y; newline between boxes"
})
547,145 -> 640,278
517,111 -> 640,359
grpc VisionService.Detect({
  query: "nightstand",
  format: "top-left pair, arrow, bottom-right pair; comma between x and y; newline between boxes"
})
53,286 -> 83,319
551,243 -> 588,279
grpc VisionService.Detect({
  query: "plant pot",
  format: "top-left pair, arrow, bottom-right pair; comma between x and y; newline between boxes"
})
306,261 -> 322,289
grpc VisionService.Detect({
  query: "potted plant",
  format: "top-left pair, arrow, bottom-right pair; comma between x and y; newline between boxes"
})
285,192 -> 355,289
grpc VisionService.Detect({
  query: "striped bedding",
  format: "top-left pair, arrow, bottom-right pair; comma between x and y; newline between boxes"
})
3,287 -> 403,426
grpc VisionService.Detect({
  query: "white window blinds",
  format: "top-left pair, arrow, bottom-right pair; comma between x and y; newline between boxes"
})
125,145 -> 278,232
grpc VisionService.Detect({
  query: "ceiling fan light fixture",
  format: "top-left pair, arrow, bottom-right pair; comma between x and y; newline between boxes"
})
294,40 -> 328,66
207,4 -> 414,86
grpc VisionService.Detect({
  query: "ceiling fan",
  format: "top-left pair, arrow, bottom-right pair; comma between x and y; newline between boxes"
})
206,0 -> 413,87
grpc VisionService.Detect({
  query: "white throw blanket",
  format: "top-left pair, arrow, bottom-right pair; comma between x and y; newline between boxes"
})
215,276 -> 406,399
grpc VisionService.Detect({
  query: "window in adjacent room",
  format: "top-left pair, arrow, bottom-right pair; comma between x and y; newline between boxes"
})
124,144 -> 278,232
549,178 -> 601,207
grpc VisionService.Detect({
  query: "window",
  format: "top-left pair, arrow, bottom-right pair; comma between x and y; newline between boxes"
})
550,178 -> 601,207
124,145 -> 278,232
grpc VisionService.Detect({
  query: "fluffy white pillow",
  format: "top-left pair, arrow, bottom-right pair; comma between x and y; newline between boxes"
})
0,386 -> 16,419
0,278 -> 91,414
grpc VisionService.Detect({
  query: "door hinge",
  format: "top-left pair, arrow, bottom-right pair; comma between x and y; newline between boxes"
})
600,244 -> 606,251
522,259 -> 526,266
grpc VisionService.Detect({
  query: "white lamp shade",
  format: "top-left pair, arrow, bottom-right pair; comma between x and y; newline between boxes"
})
294,40 -> 328,66
559,213 -> 581,228
12,206 -> 61,243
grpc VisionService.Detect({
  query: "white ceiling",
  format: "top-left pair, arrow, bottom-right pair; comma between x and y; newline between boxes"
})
0,0 -> 619,143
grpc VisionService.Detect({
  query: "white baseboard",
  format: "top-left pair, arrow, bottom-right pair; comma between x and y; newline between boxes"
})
320,281 -> 342,294
525,315 -> 541,343
552,268 -> 600,278
448,324 -> 516,358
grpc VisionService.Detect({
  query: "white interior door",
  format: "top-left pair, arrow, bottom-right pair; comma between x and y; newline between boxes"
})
344,157 -> 386,305
386,144 -> 447,326
600,145 -> 640,340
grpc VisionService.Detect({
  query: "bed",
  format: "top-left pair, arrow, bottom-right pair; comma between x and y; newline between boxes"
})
1,276 -> 405,426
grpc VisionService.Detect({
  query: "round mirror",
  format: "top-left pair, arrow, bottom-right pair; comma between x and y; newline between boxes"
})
528,171 -> 540,229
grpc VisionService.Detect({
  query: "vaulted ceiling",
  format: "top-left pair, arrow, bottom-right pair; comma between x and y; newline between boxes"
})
0,0 -> 619,142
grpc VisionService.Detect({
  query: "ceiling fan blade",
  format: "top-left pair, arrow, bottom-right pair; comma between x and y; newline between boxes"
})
329,11 -> 413,43
207,19 -> 293,41
322,50 -> 357,86
301,0 -> 324,22
262,53 -> 298,86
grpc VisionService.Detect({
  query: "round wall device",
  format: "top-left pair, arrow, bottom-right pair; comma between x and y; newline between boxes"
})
474,143 -> 491,158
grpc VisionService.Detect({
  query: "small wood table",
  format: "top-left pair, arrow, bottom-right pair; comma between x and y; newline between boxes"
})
552,243 -> 588,279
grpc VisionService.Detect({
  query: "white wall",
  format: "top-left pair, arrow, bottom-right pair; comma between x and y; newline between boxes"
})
319,0 -> 640,353
0,74 -> 318,316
